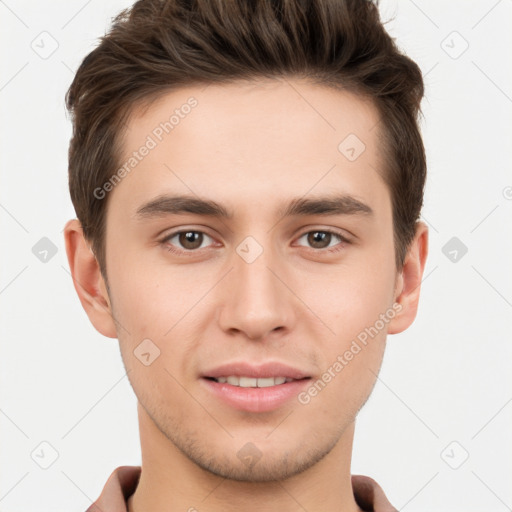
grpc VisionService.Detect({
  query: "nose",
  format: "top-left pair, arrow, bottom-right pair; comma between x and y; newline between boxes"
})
217,241 -> 296,341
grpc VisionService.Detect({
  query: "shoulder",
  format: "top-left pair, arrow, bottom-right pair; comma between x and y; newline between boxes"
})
85,466 -> 141,512
352,474 -> 398,512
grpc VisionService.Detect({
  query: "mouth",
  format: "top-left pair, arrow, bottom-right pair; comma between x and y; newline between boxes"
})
200,362 -> 312,412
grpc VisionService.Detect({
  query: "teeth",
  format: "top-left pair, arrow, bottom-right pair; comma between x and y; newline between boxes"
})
239,376 -> 258,387
214,376 -> 293,387
258,377 -> 278,387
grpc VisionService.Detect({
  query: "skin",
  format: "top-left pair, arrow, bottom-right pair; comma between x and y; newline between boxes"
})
64,77 -> 428,512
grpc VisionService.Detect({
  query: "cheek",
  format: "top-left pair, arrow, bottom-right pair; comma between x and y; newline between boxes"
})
298,281 -> 390,418
107,256 -> 212,375
108,253 -> 199,334
294,257 -> 395,407
299,258 -> 395,339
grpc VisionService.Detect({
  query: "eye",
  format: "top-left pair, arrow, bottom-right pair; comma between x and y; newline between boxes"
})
160,228 -> 349,256
295,230 -> 349,252
162,230 -> 215,253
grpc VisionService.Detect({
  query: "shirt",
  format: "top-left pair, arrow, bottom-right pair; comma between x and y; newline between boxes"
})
85,465 -> 398,512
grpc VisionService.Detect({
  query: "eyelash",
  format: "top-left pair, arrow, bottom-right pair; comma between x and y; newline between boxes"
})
160,229 -> 350,256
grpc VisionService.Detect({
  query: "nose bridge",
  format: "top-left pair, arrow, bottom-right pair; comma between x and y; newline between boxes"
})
218,235 -> 294,339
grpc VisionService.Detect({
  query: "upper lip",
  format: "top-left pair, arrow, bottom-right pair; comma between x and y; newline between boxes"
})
202,362 -> 311,380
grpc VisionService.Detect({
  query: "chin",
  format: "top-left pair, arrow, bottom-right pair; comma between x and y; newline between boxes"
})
182,436 -> 338,483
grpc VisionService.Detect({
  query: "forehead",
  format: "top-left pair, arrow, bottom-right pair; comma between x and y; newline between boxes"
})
126,78 -> 380,149
112,78 -> 388,215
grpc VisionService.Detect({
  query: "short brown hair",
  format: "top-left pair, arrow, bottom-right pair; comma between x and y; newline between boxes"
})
66,0 -> 426,276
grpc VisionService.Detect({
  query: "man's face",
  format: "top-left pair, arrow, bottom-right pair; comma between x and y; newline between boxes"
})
103,78 -> 399,481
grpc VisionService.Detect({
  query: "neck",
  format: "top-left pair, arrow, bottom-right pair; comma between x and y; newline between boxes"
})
128,402 -> 362,512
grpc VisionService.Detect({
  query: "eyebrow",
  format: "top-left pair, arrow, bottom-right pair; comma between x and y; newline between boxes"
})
135,193 -> 374,220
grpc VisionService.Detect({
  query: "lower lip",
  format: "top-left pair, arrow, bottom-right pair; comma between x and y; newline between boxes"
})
200,378 -> 311,413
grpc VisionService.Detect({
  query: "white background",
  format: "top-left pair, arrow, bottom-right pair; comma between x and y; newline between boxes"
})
1,1 -> 511,510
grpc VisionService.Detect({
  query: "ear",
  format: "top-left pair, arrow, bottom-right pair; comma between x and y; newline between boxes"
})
387,221 -> 429,335
63,219 -> 117,338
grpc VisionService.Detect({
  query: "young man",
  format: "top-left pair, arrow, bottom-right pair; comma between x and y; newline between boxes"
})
64,0 -> 428,510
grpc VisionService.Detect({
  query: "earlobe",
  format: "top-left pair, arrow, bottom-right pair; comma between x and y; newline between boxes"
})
63,219 -> 118,338
387,221 -> 429,335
